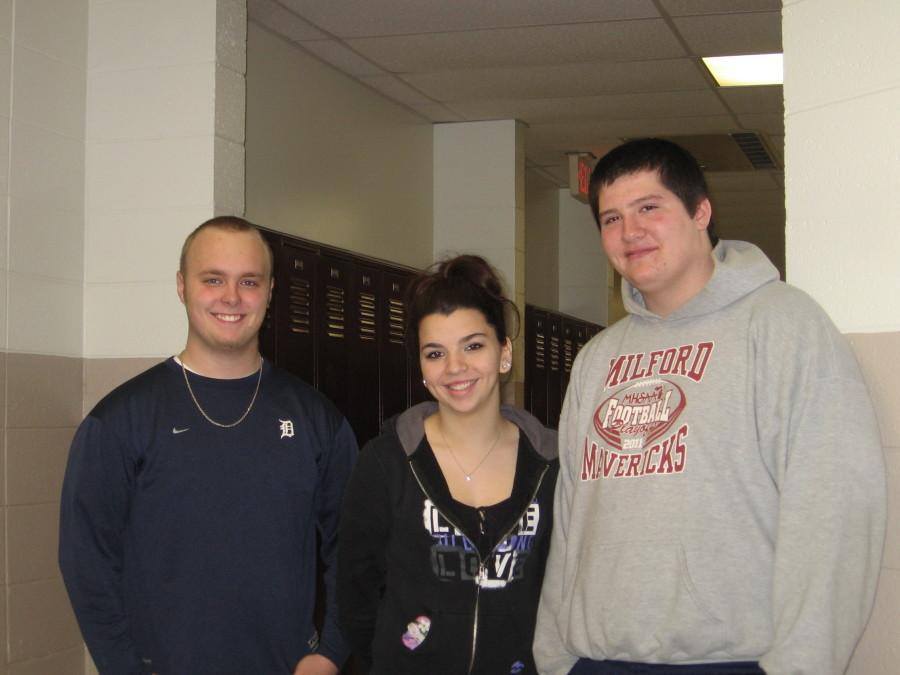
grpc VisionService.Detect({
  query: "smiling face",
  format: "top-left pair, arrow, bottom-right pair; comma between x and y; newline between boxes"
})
419,308 -> 512,417
598,169 -> 714,316
177,226 -> 273,370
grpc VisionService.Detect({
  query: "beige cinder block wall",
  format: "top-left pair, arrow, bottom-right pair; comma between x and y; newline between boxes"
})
0,1 -> 247,674
0,0 -> 89,673
784,1 -> 900,672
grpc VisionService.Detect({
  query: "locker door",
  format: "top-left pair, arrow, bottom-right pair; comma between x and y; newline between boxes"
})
316,255 -> 353,419
347,264 -> 381,445
524,306 -> 549,426
560,318 -> 576,410
380,270 -> 415,423
546,315 -> 563,429
267,240 -> 318,387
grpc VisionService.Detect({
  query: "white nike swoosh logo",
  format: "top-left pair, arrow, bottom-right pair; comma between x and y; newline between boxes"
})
172,427 -> 190,434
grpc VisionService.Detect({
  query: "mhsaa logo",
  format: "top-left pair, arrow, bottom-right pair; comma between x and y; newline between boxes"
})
592,378 -> 685,451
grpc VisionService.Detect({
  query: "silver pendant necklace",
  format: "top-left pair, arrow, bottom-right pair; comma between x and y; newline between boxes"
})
180,355 -> 263,428
439,421 -> 504,481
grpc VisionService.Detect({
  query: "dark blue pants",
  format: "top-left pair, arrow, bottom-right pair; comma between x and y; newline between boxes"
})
568,660 -> 764,675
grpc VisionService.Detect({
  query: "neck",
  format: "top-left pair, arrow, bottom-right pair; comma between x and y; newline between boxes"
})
435,401 -> 505,450
645,252 -> 715,317
180,343 -> 261,379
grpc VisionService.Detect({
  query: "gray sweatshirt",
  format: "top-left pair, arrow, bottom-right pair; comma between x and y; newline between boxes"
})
534,240 -> 885,675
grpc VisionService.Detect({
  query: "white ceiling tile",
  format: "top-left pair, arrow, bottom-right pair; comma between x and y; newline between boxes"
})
357,74 -> 434,105
347,20 -> 685,73
659,0 -> 782,16
448,89 -> 727,125
300,39 -> 385,76
718,84 -> 783,114
402,58 -> 708,101
281,0 -> 659,37
674,11 -> 782,56
248,0 -> 327,41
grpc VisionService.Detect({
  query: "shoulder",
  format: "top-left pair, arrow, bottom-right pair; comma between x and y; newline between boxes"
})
88,359 -> 174,420
747,280 -> 842,342
747,280 -> 831,323
747,281 -> 861,378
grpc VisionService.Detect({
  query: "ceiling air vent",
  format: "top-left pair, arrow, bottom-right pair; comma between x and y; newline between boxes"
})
731,132 -> 777,169
652,134 -> 781,171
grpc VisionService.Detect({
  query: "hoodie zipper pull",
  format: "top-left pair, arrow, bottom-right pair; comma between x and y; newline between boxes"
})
478,508 -> 486,535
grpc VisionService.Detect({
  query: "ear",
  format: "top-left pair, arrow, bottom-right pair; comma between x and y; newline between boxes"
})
176,270 -> 186,304
267,276 -> 275,306
693,197 -> 712,231
500,338 -> 513,373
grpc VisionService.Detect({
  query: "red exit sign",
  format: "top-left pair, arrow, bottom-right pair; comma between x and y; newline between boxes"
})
568,153 -> 595,204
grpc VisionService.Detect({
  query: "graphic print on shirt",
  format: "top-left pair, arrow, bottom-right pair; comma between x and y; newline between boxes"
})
422,499 -> 540,588
580,341 -> 714,482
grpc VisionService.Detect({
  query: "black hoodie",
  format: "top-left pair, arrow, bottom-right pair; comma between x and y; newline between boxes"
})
338,402 -> 558,675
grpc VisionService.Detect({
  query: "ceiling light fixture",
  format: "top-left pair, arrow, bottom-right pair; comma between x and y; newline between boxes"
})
702,53 -> 783,87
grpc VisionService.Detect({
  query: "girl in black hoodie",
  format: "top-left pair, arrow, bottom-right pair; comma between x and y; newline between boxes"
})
338,255 -> 558,675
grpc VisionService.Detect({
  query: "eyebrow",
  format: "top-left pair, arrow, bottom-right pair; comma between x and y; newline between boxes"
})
598,193 -> 665,219
420,332 -> 488,351
197,268 -> 266,278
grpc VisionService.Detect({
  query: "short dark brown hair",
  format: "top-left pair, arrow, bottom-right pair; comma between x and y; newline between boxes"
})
588,138 -> 718,246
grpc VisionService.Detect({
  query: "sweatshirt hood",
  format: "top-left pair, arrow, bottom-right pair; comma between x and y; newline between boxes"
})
392,401 -> 557,462
623,239 -> 779,321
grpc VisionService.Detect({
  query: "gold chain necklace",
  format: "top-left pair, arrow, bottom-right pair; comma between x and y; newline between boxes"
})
439,421 -> 504,482
180,355 -> 263,428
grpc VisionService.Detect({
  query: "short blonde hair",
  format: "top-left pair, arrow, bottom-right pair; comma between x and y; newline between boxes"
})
179,216 -> 274,276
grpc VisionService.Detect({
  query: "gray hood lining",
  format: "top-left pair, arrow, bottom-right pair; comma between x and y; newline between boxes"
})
394,401 -> 557,461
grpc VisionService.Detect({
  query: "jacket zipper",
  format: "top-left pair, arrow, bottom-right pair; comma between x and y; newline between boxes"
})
410,460 -> 550,675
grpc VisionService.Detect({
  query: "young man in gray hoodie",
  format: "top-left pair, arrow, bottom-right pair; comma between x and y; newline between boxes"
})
534,138 -> 885,675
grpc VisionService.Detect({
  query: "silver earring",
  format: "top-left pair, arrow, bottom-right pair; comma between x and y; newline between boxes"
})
501,360 -> 510,371
422,378 -> 427,387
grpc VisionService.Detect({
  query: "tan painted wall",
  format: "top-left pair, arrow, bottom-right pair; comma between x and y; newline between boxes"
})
245,22 -> 434,270
524,170 -> 560,311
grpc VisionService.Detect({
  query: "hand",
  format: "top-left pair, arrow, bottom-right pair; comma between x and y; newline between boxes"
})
293,653 -> 339,675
